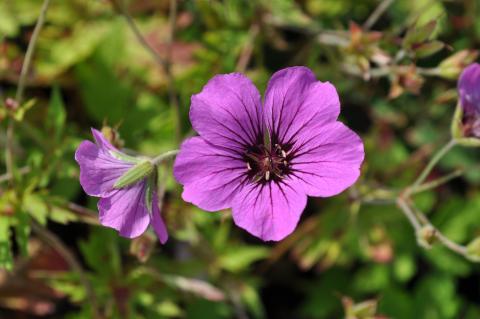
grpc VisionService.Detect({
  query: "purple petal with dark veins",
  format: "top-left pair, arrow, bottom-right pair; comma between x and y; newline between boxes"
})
263,66 -> 340,145
231,177 -> 307,241
174,137 -> 248,211
190,73 -> 263,151
98,181 -> 151,238
75,129 -> 133,197
289,121 -> 364,197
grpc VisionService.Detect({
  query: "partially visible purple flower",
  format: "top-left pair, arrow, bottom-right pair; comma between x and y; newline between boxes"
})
75,128 -> 168,243
458,63 -> 480,137
174,66 -> 364,241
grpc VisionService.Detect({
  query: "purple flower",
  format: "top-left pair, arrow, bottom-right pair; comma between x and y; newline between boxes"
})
75,129 -> 168,243
173,67 -> 364,241
458,63 -> 480,137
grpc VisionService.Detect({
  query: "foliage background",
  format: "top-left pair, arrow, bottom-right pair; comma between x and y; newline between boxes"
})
1,0 -> 480,318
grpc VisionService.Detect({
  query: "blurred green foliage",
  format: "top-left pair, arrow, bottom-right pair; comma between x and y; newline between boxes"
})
1,0 -> 480,318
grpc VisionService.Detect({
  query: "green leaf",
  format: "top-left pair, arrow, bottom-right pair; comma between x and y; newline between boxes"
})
15,210 -> 30,256
46,86 -> 67,141
242,284 -> 266,319
13,99 -> 36,121
0,217 -> 13,270
24,193 -> 49,225
219,246 -> 269,272
403,20 -> 437,47
414,41 -> 444,58
450,103 -> 463,139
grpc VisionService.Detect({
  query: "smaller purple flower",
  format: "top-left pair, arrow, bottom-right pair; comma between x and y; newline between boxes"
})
75,128 -> 168,243
458,63 -> 480,137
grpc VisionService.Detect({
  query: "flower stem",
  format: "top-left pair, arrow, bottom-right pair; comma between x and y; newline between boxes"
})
397,197 -> 469,258
113,0 -> 182,145
363,0 -> 395,30
410,204 -> 469,257
152,150 -> 179,165
396,198 -> 422,233
411,139 -> 457,189
409,169 -> 463,195
5,0 -> 51,187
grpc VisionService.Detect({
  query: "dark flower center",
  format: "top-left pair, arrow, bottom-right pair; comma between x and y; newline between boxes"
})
244,143 -> 292,183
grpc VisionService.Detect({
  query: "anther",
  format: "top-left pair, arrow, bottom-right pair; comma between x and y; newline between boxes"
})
247,162 -> 252,170
283,160 -> 288,166
281,150 -> 287,158
265,171 -> 270,181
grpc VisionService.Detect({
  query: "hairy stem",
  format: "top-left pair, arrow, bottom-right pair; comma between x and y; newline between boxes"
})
410,204 -> 469,257
409,169 -> 463,195
114,0 -> 182,145
396,198 -> 422,233
166,0 -> 182,146
397,197 -> 469,258
411,139 -> 457,189
6,0 -> 51,187
152,150 -> 179,165
363,0 -> 395,30
15,0 -> 51,104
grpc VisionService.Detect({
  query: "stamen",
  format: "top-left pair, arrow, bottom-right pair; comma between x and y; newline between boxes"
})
244,142 -> 290,183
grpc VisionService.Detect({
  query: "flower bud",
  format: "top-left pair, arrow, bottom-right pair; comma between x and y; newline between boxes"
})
130,232 -> 155,263
113,161 -> 154,189
101,125 -> 124,149
438,50 -> 479,79
452,63 -> 480,142
4,98 -> 18,111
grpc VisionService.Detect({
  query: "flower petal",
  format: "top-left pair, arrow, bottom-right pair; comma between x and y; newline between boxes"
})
263,66 -> 340,145
231,179 -> 307,241
91,128 -> 117,151
174,137 -> 248,211
75,131 -> 133,197
289,121 -> 364,197
190,73 -> 263,151
458,63 -> 480,115
98,181 -> 151,238
174,137 -> 245,184
152,191 -> 168,244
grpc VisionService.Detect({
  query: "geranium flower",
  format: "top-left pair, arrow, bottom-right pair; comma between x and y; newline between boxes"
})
75,128 -> 168,243
174,66 -> 364,241
458,63 -> 480,137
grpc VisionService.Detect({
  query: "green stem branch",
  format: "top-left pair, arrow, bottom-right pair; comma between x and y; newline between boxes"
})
152,150 -> 179,165
409,169 -> 463,195
411,139 -> 457,189
114,0 -> 182,145
410,204 -> 469,257
5,0 -> 51,187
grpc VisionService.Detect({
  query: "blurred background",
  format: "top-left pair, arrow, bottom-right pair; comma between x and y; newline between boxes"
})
1,0 -> 480,318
